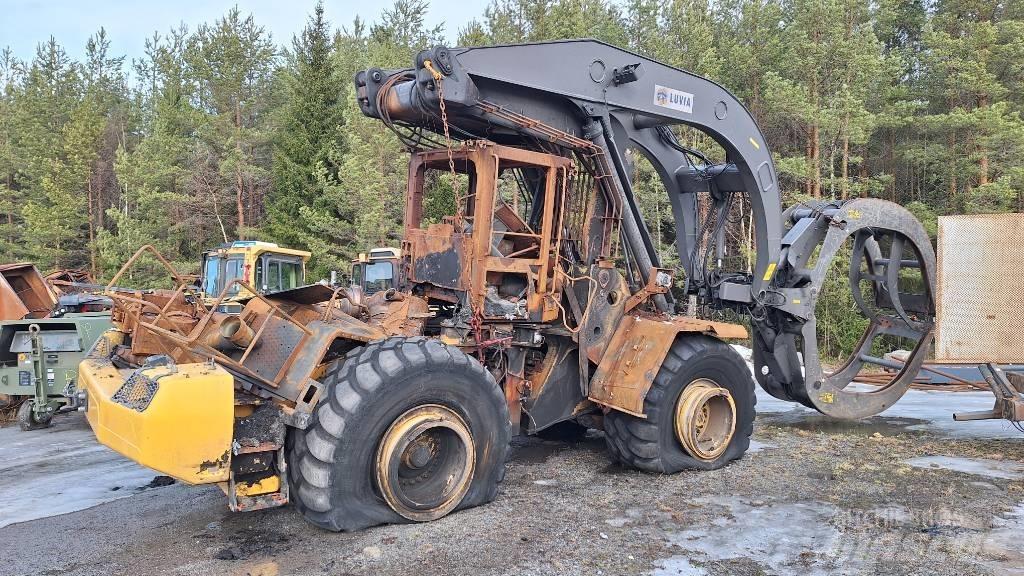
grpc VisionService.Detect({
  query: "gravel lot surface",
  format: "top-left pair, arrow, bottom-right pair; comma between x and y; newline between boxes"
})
3,385 -> 1022,576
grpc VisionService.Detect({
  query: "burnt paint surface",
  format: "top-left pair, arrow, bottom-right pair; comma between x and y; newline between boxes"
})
412,242 -> 466,289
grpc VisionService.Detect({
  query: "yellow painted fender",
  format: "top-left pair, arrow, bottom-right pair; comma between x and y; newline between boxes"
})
80,330 -> 234,484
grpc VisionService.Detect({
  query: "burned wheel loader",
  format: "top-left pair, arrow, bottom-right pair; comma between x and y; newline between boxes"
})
79,40 -> 936,531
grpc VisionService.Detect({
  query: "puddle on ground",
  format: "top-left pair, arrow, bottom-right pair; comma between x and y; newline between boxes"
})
651,555 -> 707,575
905,456 -> 1024,480
656,496 -> 844,576
935,502 -> 1024,576
747,439 -> 775,453
752,370 -> 1024,440
760,411 -> 927,436
651,494 -> 1024,576
975,503 -> 1024,575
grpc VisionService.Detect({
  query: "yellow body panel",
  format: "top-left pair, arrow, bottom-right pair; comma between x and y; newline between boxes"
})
80,331 -> 235,484
236,475 -> 281,497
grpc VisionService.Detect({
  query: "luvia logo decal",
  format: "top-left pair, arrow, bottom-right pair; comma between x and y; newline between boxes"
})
653,84 -> 694,114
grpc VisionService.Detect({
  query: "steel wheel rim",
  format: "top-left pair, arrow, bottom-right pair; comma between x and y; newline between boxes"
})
674,379 -> 737,461
375,404 -> 475,521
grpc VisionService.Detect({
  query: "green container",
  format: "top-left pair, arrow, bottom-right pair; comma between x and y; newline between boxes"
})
0,312 -> 111,429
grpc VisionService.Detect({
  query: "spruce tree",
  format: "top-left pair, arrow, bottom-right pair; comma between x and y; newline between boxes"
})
267,3 -> 346,250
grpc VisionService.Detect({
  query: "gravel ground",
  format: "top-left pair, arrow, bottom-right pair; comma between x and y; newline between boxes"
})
2,386 -> 1023,576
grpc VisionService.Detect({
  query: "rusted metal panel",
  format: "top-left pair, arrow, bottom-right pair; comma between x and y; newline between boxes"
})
406,223 -> 470,290
588,315 -> 748,416
936,213 -> 1024,363
0,263 -> 56,320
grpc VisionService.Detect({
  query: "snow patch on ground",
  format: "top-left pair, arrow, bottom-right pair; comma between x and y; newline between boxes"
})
0,413 -> 164,528
905,456 -> 1024,480
658,496 -> 844,576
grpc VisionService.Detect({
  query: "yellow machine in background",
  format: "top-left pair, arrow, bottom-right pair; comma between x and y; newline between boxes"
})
200,241 -> 311,313
350,247 -> 400,294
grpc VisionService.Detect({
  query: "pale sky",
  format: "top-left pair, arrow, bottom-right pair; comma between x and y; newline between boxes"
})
0,0 -> 489,63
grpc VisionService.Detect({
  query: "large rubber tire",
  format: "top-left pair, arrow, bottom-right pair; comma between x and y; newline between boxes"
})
286,336 -> 510,531
604,335 -> 755,473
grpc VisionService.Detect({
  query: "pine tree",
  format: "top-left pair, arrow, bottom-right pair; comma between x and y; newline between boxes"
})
14,38 -> 90,269
186,8 -> 277,239
0,49 -> 22,261
295,0 -> 441,277
101,27 -> 198,280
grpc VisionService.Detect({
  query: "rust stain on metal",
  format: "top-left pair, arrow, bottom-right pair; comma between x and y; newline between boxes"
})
199,449 -> 231,473
588,315 -> 747,416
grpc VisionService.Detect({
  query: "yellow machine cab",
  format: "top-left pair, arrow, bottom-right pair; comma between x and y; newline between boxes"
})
350,247 -> 400,294
200,241 -> 311,312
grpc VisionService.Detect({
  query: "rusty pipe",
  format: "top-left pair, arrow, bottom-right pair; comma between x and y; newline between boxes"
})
219,316 -> 256,349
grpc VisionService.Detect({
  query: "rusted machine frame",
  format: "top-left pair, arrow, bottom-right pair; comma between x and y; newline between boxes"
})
355,42 -> 947,422
105,245 -> 195,291
130,278 -> 391,416
101,251 -> 204,360
404,142 -> 575,323
99,248 -> 430,420
401,140 -> 750,422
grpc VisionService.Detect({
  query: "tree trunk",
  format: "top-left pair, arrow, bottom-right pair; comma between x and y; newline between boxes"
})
5,173 -> 12,247
88,175 -> 97,277
805,139 -> 813,196
841,121 -> 850,199
859,146 -> 869,198
887,130 -> 895,201
236,167 -> 245,239
235,101 -> 246,239
978,96 -> 989,186
949,130 -> 957,197
810,123 -> 821,198
809,66 -> 821,199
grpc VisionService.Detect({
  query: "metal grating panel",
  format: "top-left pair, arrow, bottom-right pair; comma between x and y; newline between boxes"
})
112,371 -> 159,412
241,314 -> 305,383
936,213 -> 1024,363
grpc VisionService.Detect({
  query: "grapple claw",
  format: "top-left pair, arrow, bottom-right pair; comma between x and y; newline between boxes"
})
753,198 -> 936,420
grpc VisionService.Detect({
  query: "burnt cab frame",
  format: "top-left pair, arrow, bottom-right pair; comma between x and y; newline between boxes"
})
402,142 -> 573,322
